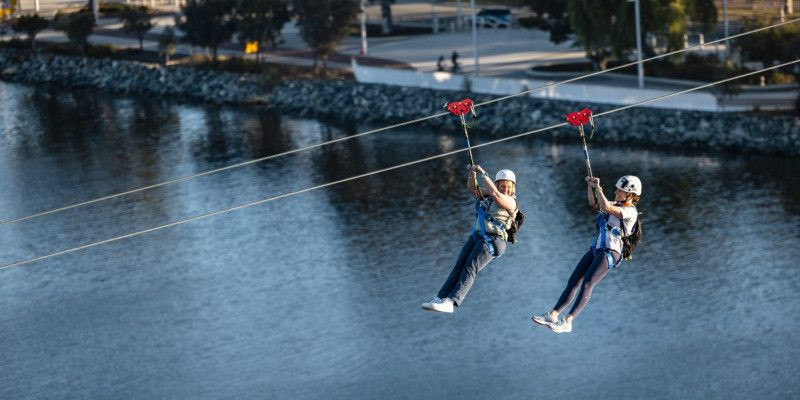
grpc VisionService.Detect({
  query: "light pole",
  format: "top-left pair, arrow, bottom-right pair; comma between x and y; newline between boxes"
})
723,0 -> 729,56
629,0 -> 644,88
360,0 -> 368,55
456,0 -> 463,30
431,2 -> 438,34
90,0 -> 99,20
470,0 -> 479,76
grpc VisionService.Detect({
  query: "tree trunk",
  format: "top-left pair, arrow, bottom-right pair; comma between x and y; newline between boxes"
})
795,94 -> 799,114
138,36 -> 144,51
381,1 -> 393,34
212,46 -> 219,67
323,53 -> 328,70
312,53 -> 318,70
795,70 -> 800,114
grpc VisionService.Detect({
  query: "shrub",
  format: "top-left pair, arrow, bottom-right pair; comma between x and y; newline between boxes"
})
158,27 -> 178,64
52,11 -> 96,56
11,14 -> 49,50
121,6 -> 152,51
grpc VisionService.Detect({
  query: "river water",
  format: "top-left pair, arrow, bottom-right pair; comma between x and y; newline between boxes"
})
0,81 -> 798,399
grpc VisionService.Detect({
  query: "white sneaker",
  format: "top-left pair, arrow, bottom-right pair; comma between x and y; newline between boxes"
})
421,297 -> 443,310
549,318 -> 573,333
426,297 -> 454,313
531,312 -> 558,327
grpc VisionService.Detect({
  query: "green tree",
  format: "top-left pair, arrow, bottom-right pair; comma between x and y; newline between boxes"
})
566,0 -> 631,70
158,26 -> 178,64
521,0 -> 717,70
734,14 -> 800,111
782,28 -> 800,111
734,15 -> 800,68
368,0 -> 394,34
518,1 -> 571,44
52,11 -> 96,56
11,13 -> 49,50
176,0 -> 238,65
121,5 -> 153,51
293,0 -> 360,69
236,0 -> 290,61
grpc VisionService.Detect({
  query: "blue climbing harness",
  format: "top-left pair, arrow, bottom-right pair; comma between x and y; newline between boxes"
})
473,197 -> 507,257
590,212 -> 624,269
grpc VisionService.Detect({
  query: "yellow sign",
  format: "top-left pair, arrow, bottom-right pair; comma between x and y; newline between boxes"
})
245,41 -> 259,55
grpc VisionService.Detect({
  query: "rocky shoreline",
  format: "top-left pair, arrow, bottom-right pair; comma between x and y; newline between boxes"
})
0,48 -> 266,103
2,48 -> 798,156
268,80 -> 800,156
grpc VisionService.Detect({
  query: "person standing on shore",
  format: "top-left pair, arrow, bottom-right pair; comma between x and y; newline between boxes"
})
451,50 -> 460,73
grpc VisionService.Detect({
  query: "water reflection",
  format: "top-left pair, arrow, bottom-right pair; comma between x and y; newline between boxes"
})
0,81 -> 798,399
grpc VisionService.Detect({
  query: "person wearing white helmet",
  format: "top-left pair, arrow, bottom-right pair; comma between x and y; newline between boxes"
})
421,165 -> 519,313
531,175 -> 641,333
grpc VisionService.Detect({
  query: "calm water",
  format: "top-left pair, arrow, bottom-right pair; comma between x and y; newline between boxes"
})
0,81 -> 798,399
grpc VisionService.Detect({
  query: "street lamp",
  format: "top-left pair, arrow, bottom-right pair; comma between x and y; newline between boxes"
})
456,0 -> 463,30
723,0 -> 729,58
470,0 -> 479,76
360,0 -> 368,55
629,0 -> 644,89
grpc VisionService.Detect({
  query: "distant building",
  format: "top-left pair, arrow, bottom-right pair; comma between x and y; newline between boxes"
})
5,0 -> 177,16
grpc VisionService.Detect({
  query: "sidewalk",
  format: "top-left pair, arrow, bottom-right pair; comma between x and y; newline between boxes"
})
6,14 -> 411,70
6,1 -> 586,76
8,2 -> 755,93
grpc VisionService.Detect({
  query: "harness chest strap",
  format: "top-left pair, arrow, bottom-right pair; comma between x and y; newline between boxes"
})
473,199 -> 499,256
472,197 -> 515,257
592,210 -> 628,269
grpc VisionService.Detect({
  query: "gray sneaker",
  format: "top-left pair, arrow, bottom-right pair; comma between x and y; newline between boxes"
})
426,297 -> 454,313
549,318 -> 573,333
421,297 -> 443,310
531,312 -> 558,327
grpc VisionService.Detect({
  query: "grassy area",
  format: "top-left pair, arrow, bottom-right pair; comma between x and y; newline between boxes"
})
533,54 -> 796,85
177,54 -> 353,84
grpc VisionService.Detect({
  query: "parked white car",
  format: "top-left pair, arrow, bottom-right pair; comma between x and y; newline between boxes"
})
469,8 -> 512,29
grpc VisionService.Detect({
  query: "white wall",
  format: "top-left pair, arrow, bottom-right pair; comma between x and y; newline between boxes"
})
352,59 -> 724,112
16,0 -> 85,13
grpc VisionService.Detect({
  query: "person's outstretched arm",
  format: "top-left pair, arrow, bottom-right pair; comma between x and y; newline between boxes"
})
586,176 -> 598,209
467,166 -> 484,198
475,166 -> 516,212
589,178 -> 626,219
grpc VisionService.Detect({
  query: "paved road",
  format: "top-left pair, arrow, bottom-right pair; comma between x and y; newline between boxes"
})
5,1 -> 589,76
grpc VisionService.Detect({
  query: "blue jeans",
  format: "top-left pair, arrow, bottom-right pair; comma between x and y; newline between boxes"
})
553,248 -> 620,318
437,234 -> 507,306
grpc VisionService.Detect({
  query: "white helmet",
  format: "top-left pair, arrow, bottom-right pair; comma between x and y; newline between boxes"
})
615,175 -> 642,196
495,169 -> 516,184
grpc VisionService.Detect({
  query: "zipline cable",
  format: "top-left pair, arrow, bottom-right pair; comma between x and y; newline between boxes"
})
2,18 -> 798,227
1,58 -> 797,272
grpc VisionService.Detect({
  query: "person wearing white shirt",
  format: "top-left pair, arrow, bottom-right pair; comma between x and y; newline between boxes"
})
531,175 -> 642,333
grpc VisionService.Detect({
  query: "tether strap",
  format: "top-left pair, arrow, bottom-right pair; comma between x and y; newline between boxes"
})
473,198 -> 505,257
591,212 -> 623,269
